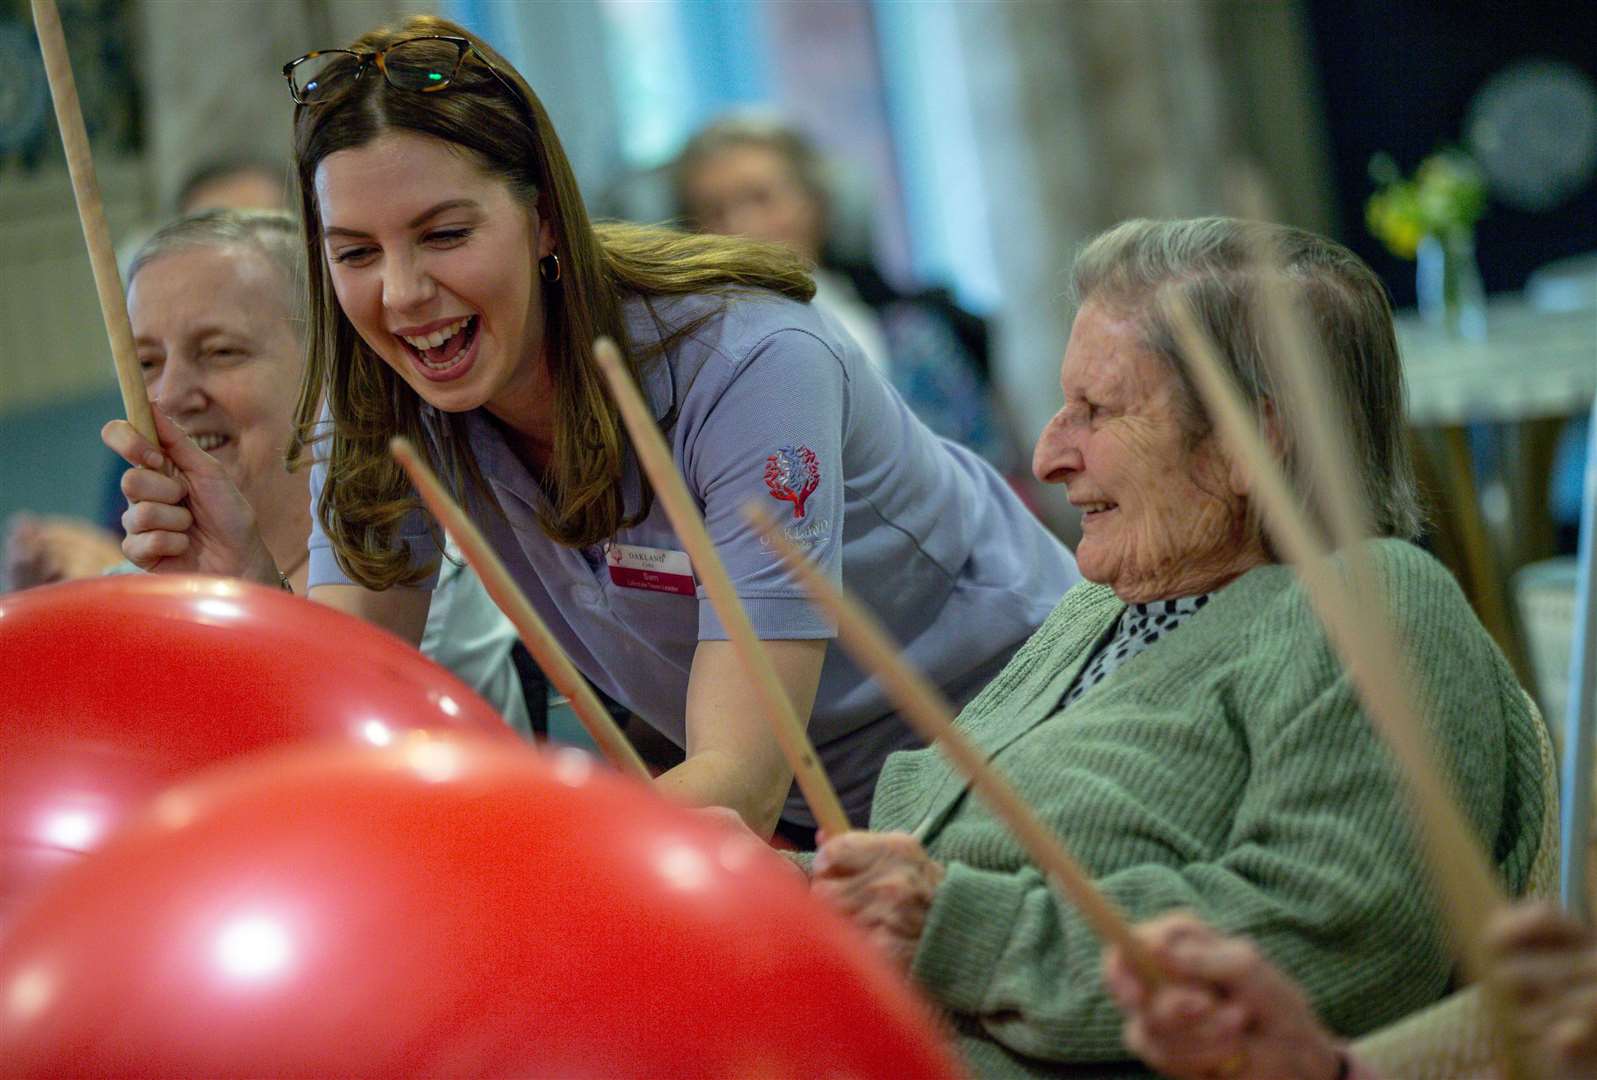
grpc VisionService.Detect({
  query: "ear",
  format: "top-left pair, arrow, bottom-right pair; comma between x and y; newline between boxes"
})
1226,398 -> 1286,498
535,212 -> 556,261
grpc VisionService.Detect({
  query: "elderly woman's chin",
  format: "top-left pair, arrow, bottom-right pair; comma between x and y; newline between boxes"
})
1076,506 -> 1265,604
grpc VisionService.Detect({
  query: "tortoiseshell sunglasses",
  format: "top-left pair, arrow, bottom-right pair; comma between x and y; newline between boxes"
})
282,35 -> 522,107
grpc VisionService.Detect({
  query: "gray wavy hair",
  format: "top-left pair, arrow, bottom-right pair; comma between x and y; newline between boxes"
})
1073,217 -> 1423,541
127,208 -> 304,324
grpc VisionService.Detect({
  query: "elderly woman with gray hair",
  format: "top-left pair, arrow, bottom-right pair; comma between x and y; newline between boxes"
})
107,208 -> 530,735
804,217 -> 1548,1077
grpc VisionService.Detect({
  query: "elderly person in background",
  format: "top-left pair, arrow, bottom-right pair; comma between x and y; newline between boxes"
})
1104,904 -> 1597,1080
112,209 -> 529,735
673,115 -> 1019,476
805,217 -> 1548,1077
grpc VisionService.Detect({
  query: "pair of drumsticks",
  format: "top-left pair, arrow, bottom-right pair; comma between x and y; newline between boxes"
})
34,0 -> 1521,1062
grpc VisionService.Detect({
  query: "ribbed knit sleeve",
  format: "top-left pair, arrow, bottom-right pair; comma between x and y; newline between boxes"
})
888,541 -> 1544,1078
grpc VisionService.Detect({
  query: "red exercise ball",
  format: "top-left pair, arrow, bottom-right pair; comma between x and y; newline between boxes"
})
0,733 -> 962,1079
0,574 -> 519,931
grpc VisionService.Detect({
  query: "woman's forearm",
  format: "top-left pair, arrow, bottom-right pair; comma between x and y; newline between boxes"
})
653,747 -> 791,838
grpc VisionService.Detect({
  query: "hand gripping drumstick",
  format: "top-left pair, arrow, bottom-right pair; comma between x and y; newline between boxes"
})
1164,297 -> 1509,972
592,336 -> 852,838
31,0 -> 157,444
390,437 -> 650,781
744,505 -> 1164,987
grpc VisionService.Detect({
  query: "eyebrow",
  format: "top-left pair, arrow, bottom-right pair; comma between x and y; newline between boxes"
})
323,199 -> 482,239
133,323 -> 235,345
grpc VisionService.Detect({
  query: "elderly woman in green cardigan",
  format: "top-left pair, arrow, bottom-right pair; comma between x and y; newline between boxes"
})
804,218 -> 1548,1078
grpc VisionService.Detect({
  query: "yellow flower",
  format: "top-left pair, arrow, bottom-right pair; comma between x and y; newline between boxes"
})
1364,151 -> 1486,261
1365,187 -> 1423,258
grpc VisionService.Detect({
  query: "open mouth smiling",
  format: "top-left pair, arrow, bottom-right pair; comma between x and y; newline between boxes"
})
188,432 -> 230,454
397,315 -> 479,373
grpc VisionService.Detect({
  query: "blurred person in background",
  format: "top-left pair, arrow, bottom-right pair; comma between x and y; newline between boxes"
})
674,114 -> 1026,480
176,156 -> 291,216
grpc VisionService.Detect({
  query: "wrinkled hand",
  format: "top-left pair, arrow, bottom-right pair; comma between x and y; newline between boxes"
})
1103,913 -> 1344,1080
811,831 -> 944,974
1487,901 -> 1597,1080
101,411 -> 274,583
692,805 -> 810,889
2,513 -> 124,590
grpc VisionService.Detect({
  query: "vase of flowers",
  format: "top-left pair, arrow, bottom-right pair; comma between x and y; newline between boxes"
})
1366,151 -> 1489,340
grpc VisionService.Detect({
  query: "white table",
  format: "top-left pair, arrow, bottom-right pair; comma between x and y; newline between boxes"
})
1399,300 -> 1596,427
1396,298 -> 1595,677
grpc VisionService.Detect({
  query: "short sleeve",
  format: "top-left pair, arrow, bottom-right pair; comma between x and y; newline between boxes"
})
683,326 -> 846,642
305,437 -> 443,591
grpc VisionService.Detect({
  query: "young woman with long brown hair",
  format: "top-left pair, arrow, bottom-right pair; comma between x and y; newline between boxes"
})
103,16 -> 1077,846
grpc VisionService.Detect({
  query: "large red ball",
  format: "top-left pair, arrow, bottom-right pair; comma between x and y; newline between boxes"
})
0,734 -> 962,1078
0,575 -> 519,930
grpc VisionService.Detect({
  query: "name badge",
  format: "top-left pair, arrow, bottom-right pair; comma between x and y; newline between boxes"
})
605,542 -> 696,597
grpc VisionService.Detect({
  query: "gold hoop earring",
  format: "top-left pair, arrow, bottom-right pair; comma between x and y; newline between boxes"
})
539,253 -> 561,283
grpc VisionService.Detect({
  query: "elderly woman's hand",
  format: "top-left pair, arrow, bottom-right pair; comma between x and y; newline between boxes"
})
102,411 -> 277,585
811,831 -> 944,974
1103,913 -> 1349,1080
1486,901 -> 1597,1079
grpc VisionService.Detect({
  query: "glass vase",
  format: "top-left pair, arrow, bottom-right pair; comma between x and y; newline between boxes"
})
1416,227 -> 1487,341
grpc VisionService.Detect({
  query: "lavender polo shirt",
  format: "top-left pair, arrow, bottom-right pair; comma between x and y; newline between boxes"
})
309,290 -> 1079,827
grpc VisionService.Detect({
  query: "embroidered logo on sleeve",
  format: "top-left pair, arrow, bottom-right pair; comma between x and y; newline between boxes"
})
764,445 -> 821,519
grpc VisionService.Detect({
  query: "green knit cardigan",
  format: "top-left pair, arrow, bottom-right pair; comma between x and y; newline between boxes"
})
868,540 -> 1545,1078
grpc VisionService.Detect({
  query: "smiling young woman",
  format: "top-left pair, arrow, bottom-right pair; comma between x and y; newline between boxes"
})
103,16 -> 1079,843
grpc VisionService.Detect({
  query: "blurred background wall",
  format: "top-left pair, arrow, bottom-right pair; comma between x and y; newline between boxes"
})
2,0 -> 1593,532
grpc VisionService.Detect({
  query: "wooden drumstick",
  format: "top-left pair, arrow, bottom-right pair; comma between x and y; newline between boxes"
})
1203,224 -> 1533,1077
1164,297 -> 1507,980
591,336 -> 852,838
31,0 -> 157,445
745,505 -> 1165,986
1230,180 -> 1377,550
390,437 -> 649,781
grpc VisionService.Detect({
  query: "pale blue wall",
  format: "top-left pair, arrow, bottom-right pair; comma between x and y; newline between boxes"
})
1,388 -> 126,529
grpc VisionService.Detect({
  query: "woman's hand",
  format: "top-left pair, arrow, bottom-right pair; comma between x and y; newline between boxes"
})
101,410 -> 276,584
693,806 -> 810,889
1103,913 -> 1347,1080
811,831 -> 944,974
1487,901 -> 1597,1080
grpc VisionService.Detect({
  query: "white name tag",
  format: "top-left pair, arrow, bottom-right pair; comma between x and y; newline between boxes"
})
604,542 -> 696,597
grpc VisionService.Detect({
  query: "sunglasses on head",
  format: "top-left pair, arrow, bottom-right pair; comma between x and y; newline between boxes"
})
282,34 -> 523,109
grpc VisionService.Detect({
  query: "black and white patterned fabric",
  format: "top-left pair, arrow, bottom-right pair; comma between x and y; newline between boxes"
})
1058,593 -> 1212,710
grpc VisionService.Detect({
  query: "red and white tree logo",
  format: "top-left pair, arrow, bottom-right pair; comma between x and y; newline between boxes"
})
764,445 -> 820,519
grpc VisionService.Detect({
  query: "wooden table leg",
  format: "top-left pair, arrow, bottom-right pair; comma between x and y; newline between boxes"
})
1411,425 -> 1534,685
1503,416 -> 1568,570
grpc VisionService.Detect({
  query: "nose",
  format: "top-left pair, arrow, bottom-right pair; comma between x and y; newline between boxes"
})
722,197 -> 775,243
152,354 -> 206,419
382,251 -> 437,315
1031,409 -> 1082,486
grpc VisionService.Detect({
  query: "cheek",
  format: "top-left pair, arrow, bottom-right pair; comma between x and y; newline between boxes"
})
327,270 -> 367,325
229,356 -> 294,414
457,251 -> 522,316
1097,424 -> 1171,496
